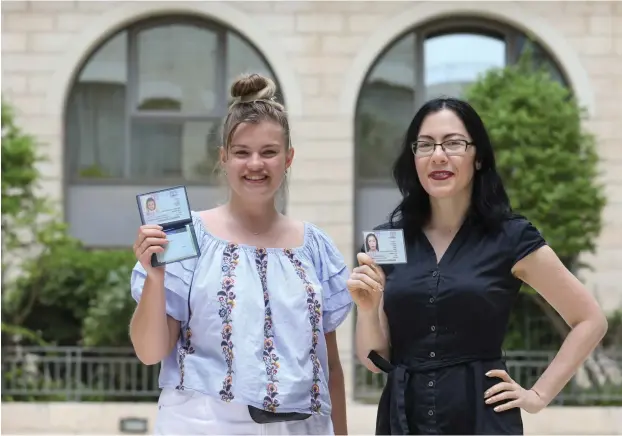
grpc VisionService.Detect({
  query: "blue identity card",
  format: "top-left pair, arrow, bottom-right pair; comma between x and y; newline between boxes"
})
362,229 -> 407,264
136,186 -> 200,267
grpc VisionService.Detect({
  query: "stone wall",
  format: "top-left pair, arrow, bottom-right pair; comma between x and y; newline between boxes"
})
2,0 -> 621,309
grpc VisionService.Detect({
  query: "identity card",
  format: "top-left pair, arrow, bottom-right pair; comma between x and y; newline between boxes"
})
362,229 -> 407,264
136,186 -> 201,267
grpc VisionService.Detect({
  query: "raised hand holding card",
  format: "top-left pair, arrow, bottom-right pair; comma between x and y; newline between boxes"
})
363,229 -> 407,265
136,186 -> 201,267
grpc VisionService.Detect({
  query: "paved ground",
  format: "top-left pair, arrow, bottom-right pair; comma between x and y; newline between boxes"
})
342,402 -> 622,435
346,402 -> 377,434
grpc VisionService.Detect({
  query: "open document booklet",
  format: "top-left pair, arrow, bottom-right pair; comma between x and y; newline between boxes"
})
136,186 -> 201,267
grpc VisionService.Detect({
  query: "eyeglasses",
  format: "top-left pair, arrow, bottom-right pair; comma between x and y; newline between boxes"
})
411,139 -> 473,157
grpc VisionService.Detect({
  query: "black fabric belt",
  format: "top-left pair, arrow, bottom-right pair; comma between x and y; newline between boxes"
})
367,350 -> 503,435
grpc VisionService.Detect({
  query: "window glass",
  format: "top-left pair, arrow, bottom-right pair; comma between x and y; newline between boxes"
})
424,33 -> 505,100
65,19 -> 277,183
66,32 -> 127,178
355,25 -> 568,182
136,24 -> 219,113
357,34 -> 416,181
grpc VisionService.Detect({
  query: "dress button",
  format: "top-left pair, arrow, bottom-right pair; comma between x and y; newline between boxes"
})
430,326 -> 436,332
432,271 -> 438,277
428,381 -> 434,387
428,410 -> 434,416
429,351 -> 436,358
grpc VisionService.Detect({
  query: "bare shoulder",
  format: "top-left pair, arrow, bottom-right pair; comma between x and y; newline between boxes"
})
280,215 -> 306,245
281,215 -> 305,231
196,206 -> 226,229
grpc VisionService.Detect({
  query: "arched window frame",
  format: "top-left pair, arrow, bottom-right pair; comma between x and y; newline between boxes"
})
64,14 -> 281,187
62,14 -> 283,248
355,17 -> 571,187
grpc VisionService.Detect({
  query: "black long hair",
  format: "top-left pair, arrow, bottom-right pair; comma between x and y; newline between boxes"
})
388,97 -> 512,242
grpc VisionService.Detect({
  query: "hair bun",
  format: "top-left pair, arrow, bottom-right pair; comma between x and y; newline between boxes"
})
230,73 -> 277,103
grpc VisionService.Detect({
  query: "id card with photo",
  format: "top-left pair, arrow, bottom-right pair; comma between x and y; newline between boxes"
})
137,185 -> 191,227
136,186 -> 201,267
362,229 -> 407,265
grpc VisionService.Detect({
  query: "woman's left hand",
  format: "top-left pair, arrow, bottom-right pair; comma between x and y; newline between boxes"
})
484,369 -> 547,414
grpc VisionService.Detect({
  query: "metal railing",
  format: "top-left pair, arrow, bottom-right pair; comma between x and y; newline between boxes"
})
1,346 -> 161,401
2,346 -> 621,405
353,350 -> 622,406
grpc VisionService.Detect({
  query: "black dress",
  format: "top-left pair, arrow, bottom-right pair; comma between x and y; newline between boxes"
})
369,214 -> 546,435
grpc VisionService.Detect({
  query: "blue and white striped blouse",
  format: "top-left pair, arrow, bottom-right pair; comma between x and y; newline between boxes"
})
130,212 -> 354,416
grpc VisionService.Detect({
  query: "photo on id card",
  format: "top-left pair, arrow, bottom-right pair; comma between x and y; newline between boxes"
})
136,185 -> 201,267
362,229 -> 407,264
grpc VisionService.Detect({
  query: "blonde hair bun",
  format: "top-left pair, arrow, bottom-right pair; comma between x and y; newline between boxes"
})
230,73 -> 277,104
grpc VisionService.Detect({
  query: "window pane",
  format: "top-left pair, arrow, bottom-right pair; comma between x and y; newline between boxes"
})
136,24 -> 219,113
66,31 -> 127,179
227,31 -> 278,104
356,33 -> 417,180
516,37 -> 567,86
130,120 -> 221,181
424,33 -> 505,100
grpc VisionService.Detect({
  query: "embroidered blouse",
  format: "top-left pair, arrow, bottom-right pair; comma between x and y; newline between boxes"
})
130,212 -> 354,416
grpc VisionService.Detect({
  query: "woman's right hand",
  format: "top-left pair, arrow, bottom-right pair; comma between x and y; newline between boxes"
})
347,252 -> 386,312
133,225 -> 169,275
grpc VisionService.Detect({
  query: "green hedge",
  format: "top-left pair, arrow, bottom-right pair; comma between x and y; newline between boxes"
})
4,240 -> 137,347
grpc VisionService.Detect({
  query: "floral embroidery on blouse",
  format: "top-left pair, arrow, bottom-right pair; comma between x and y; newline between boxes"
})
218,243 -> 239,402
284,249 -> 322,413
175,325 -> 195,390
255,248 -> 281,412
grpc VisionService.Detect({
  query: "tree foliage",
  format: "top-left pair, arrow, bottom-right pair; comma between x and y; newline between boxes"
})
465,52 -> 606,269
9,243 -> 136,346
2,101 -> 47,287
1,101 -> 40,219
1,99 -> 136,347
1,99 -> 68,315
464,52 -> 607,351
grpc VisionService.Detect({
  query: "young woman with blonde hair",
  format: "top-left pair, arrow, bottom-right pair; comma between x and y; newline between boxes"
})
130,73 -> 352,435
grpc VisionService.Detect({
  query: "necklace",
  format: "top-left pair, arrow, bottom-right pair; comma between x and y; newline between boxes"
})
230,214 -> 275,236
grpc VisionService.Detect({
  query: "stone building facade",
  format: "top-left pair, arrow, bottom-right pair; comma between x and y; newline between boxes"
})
2,0 -> 622,393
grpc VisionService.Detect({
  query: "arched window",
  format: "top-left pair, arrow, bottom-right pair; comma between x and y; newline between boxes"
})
64,16 -> 281,247
354,18 -> 569,237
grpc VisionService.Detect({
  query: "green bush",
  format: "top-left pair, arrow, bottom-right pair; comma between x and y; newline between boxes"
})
8,242 -> 136,347
465,52 -> 606,268
1,98 -> 137,347
1,98 -> 70,345
602,310 -> 622,349
1,100 -> 43,241
465,51 -> 606,349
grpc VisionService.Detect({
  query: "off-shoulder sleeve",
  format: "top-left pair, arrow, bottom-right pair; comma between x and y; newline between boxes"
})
506,215 -> 547,266
307,224 -> 354,333
130,212 -> 204,322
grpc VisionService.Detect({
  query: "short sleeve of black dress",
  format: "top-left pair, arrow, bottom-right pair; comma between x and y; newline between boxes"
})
506,214 -> 547,267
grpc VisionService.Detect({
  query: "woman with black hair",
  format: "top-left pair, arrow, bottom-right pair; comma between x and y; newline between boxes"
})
365,233 -> 380,253
348,97 -> 607,435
